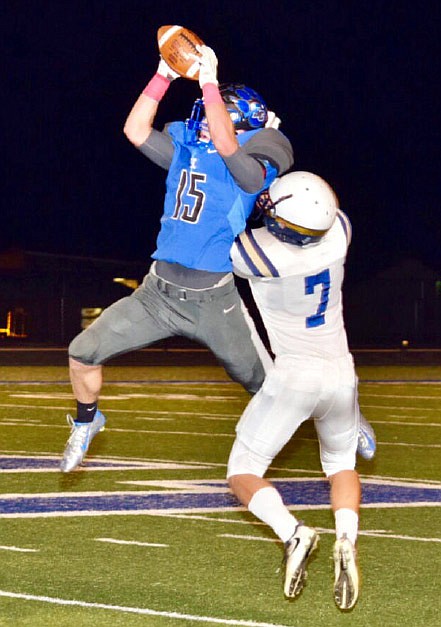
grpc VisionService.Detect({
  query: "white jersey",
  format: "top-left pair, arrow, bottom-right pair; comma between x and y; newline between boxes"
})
231,210 -> 352,359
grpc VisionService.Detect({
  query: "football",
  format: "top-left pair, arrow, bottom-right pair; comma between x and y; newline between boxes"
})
157,25 -> 204,80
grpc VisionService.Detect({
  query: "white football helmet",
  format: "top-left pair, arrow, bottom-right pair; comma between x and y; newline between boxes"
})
257,171 -> 339,246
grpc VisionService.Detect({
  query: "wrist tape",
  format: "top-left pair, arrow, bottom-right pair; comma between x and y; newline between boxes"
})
202,83 -> 223,105
142,73 -> 171,101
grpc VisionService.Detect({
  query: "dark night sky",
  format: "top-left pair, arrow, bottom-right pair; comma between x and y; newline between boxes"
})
2,1 -> 440,282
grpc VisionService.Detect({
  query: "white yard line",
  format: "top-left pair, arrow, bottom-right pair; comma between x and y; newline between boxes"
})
377,441 -> 441,448
95,538 -> 168,548
374,417 -> 440,426
0,403 -> 239,416
1,422 -> 441,448
218,530 -> 441,543
361,393 -> 441,400
0,422 -> 236,437
0,545 -> 38,552
0,590 -> 296,626
362,404 -> 441,412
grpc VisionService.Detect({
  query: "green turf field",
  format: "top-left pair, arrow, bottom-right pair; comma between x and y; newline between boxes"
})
0,364 -> 440,626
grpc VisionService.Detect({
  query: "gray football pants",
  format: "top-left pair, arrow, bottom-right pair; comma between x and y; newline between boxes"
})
69,271 -> 269,394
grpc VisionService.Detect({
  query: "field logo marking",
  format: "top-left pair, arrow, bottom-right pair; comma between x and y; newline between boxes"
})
0,472 -> 440,518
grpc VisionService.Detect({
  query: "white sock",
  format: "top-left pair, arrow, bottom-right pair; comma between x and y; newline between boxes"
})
335,508 -> 358,545
248,486 -> 298,543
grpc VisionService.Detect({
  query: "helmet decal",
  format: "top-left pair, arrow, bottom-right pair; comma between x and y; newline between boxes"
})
220,83 -> 268,130
186,83 -> 268,138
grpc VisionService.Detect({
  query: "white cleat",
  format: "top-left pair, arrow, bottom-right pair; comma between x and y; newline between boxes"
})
333,534 -> 359,610
284,524 -> 319,598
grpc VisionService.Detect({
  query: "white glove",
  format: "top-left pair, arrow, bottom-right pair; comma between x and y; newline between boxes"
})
197,45 -> 218,88
156,56 -> 180,81
265,111 -> 281,129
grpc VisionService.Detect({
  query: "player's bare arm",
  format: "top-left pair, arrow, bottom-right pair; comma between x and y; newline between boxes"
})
123,93 -> 159,147
205,101 -> 239,156
124,57 -> 180,147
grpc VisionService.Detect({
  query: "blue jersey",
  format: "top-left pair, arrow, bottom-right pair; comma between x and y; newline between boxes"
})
152,122 -> 278,272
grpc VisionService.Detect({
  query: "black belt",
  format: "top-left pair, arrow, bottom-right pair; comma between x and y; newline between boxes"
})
155,276 -> 233,302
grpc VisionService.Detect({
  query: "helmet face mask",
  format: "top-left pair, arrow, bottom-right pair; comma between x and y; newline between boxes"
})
186,83 -> 268,141
263,214 -> 326,246
186,98 -> 207,133
257,172 -> 339,246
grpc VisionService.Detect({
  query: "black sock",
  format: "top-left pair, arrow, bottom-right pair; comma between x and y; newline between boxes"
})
76,401 -> 97,423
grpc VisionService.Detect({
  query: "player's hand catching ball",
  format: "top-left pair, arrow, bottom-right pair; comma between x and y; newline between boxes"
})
156,56 -> 181,81
197,45 -> 218,88
265,111 -> 281,129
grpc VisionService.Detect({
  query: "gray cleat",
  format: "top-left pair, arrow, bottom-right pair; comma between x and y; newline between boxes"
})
357,413 -> 376,460
60,410 -> 106,472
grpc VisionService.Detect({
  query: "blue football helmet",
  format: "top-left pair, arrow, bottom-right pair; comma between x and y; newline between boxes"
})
186,83 -> 268,137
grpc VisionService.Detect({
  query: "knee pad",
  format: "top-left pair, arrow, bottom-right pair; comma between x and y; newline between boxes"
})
227,438 -> 272,478
247,358 -> 267,395
68,328 -> 100,365
321,455 -> 356,478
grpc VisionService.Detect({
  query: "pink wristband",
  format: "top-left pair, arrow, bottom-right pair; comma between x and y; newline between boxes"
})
202,83 -> 223,105
142,73 -> 171,102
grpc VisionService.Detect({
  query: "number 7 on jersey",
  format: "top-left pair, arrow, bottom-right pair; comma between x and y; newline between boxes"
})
305,268 -> 330,328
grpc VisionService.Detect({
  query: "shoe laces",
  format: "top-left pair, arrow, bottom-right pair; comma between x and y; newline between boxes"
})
65,414 -> 91,451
